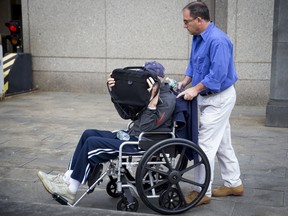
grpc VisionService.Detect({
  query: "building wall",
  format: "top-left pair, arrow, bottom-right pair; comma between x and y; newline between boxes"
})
21,0 -> 274,105
228,0 -> 274,105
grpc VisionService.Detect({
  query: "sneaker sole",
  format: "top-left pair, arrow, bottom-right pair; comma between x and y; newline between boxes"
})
196,198 -> 211,206
231,191 -> 244,196
212,191 -> 244,197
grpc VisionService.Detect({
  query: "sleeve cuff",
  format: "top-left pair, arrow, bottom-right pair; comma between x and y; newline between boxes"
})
148,106 -> 157,110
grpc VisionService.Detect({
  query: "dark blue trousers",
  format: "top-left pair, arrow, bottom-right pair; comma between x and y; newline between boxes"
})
69,129 -> 138,184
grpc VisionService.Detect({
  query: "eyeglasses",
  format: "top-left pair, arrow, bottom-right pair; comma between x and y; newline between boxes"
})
183,18 -> 197,25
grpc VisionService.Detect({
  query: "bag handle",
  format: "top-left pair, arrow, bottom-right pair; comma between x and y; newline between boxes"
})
123,66 -> 146,71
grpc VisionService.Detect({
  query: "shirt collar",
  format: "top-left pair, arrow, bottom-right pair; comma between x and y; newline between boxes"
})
199,21 -> 214,42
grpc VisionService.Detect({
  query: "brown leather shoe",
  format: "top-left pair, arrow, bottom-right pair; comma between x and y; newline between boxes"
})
212,184 -> 244,197
185,191 -> 211,206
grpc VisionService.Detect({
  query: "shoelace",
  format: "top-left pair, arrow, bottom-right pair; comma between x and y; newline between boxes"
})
50,173 -> 66,184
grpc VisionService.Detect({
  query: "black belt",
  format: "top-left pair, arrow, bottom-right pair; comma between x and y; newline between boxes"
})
200,91 -> 216,96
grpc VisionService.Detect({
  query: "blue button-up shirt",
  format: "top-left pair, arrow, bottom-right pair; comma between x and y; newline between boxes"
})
185,22 -> 238,94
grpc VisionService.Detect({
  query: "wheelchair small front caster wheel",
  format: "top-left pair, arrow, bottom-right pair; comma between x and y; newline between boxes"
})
106,179 -> 120,198
117,197 -> 139,212
159,188 -> 182,209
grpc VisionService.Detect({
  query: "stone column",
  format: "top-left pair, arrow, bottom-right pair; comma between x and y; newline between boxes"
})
266,0 -> 288,127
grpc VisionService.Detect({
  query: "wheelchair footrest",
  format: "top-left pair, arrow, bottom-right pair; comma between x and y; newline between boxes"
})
52,193 -> 69,205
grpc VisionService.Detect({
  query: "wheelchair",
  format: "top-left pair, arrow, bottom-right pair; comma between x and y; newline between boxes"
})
52,66 -> 211,214
52,126 -> 210,214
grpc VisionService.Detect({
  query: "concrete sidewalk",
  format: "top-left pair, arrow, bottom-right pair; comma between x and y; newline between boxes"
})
0,91 -> 287,216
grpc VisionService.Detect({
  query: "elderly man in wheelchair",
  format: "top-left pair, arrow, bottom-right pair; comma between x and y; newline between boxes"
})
37,61 -> 210,215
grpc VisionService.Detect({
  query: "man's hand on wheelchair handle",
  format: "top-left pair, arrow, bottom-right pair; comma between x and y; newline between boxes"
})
177,82 -> 206,100
177,88 -> 197,100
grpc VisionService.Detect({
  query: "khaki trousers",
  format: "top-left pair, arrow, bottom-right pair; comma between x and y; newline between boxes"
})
196,85 -> 242,196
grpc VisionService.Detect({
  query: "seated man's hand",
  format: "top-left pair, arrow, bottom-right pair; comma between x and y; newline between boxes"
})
147,77 -> 159,99
147,77 -> 160,109
107,77 -> 115,91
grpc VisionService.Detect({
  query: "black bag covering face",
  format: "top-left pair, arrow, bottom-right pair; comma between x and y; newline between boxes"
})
108,66 -> 160,120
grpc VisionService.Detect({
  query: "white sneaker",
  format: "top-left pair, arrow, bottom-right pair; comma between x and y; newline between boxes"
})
38,171 -> 58,194
38,171 -> 66,184
37,171 -> 76,203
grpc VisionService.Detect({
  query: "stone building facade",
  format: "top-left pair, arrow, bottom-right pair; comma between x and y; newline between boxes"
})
2,0 -> 278,105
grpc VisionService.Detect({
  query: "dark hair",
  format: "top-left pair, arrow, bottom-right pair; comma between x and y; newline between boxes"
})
183,1 -> 210,21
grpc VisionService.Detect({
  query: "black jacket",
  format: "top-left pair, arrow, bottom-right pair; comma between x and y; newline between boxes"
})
173,97 -> 198,144
129,83 -> 176,137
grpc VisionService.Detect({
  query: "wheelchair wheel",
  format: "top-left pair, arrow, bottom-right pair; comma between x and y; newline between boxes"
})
106,179 -> 120,198
159,188 -> 182,209
117,196 -> 139,212
135,138 -> 210,215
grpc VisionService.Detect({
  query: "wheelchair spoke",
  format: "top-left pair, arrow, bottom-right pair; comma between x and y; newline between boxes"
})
143,165 -> 168,177
144,178 -> 169,193
175,146 -> 187,170
160,149 -> 173,171
175,182 -> 186,206
180,176 -> 205,188
179,159 -> 203,175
